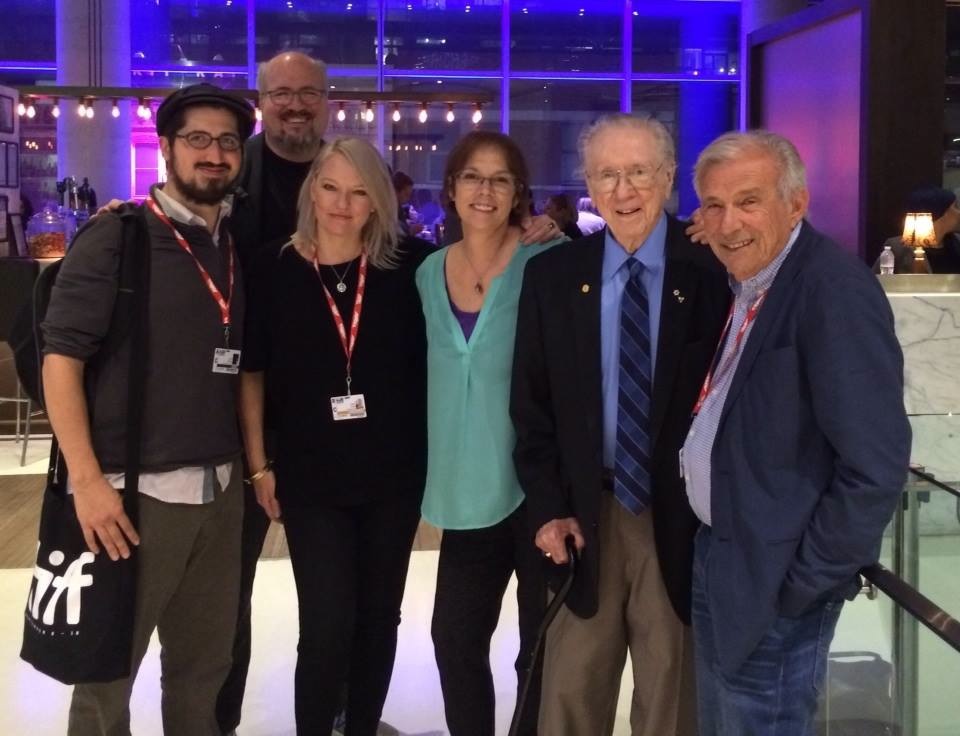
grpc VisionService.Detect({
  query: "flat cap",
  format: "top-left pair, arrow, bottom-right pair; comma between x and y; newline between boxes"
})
156,83 -> 256,140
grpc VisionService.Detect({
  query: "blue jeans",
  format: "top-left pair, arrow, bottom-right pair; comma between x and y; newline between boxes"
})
692,526 -> 843,736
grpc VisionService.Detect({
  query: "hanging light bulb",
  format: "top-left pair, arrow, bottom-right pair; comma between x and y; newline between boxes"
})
26,100 -> 36,119
85,99 -> 95,119
137,98 -> 146,119
336,102 -> 346,123
111,99 -> 120,118
51,98 -> 61,118
77,99 -> 87,117
364,101 -> 374,123
17,100 -> 26,116
472,103 -> 482,124
391,104 -> 401,123
142,102 -> 152,121
418,103 -> 428,124
445,104 -> 455,123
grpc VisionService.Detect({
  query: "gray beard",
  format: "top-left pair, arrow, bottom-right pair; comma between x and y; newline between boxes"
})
269,130 -> 323,160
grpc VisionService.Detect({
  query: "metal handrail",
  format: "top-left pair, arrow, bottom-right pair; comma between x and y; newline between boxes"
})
861,563 -> 960,655
907,465 -> 960,500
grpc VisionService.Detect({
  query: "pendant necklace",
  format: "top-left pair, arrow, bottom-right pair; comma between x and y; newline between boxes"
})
462,232 -> 510,294
329,259 -> 354,294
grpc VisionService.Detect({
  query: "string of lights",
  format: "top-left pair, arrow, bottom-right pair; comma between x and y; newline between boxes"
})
14,86 -> 490,125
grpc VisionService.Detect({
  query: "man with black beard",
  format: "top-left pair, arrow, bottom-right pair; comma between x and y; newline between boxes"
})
42,84 -> 255,735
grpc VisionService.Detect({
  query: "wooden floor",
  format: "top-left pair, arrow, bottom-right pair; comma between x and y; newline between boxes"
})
0,471 -> 442,569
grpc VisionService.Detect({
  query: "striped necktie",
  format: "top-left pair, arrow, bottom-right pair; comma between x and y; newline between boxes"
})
614,258 -> 653,515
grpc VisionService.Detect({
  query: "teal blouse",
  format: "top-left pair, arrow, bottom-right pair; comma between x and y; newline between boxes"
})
416,239 -> 564,530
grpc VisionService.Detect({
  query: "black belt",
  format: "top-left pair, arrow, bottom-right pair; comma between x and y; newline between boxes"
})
601,468 -> 614,492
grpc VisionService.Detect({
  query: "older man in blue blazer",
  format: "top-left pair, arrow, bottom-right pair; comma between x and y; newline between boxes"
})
681,130 -> 911,735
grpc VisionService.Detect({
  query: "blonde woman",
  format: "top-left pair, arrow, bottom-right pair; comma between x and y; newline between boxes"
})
239,137 -> 428,735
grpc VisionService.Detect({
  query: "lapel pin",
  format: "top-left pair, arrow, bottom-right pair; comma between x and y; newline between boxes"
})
581,284 -> 590,294
673,289 -> 685,303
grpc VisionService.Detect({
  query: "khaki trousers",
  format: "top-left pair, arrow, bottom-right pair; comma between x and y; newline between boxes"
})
68,465 -> 243,736
539,492 -> 697,736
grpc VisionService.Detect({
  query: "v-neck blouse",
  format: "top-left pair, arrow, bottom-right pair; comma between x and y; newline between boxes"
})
416,238 -> 565,529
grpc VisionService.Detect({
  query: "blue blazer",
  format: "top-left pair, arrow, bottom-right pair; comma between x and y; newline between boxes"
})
706,222 -> 911,674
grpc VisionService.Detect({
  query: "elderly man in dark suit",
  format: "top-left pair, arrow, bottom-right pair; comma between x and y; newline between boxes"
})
511,114 -> 730,735
682,130 -> 911,734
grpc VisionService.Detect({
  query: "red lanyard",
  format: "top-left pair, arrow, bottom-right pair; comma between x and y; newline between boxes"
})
313,253 -> 368,394
146,196 -> 235,346
692,290 -> 768,415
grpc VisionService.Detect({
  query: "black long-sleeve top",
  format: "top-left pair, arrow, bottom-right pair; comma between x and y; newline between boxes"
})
243,237 -> 430,509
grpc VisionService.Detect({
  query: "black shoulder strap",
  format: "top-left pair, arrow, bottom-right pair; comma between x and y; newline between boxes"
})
119,207 -> 150,510
47,206 -> 151,514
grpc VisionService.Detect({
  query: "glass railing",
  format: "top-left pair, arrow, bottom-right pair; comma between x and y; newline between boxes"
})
815,466 -> 960,735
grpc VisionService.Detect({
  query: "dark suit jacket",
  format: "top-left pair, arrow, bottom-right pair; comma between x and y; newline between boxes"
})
707,222 -> 911,674
511,217 -> 730,624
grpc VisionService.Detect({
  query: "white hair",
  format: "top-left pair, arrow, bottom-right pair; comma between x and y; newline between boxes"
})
694,130 -> 807,201
577,114 -> 676,175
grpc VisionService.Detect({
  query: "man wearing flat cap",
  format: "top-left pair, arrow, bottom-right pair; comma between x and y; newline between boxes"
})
41,83 -> 256,735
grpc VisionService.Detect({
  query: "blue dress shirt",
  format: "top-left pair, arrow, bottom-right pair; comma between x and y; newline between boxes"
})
600,213 -> 667,469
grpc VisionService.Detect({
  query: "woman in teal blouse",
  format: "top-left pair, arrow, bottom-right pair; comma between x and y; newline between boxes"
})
416,131 -> 565,736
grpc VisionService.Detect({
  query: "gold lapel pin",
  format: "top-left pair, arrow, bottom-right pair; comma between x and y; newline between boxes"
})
581,284 -> 590,294
673,289 -> 685,303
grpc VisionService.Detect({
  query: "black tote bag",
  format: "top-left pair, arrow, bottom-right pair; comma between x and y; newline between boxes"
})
20,445 -> 140,684
20,208 -> 149,684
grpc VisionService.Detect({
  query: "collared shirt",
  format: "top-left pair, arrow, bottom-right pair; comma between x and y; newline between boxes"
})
99,187 -> 235,504
152,185 -> 233,247
600,212 -> 667,469
682,222 -> 802,525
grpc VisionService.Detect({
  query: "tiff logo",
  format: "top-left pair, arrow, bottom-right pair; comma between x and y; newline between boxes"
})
27,546 -> 95,626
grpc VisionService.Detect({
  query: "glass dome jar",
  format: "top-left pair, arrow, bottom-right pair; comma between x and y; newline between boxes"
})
26,203 -> 68,258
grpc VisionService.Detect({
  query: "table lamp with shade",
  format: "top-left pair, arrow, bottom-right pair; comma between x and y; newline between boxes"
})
902,212 -> 937,274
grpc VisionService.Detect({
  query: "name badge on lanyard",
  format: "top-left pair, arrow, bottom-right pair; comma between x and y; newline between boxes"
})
315,253 -> 369,421
145,196 -> 240,374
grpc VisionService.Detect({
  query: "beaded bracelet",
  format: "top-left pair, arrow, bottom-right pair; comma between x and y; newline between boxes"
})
244,460 -> 273,484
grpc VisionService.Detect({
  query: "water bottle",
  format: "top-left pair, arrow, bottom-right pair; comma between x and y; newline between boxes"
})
879,245 -> 895,275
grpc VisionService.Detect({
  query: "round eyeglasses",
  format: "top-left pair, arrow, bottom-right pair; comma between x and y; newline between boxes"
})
175,131 -> 243,152
589,163 -> 665,193
262,88 -> 328,107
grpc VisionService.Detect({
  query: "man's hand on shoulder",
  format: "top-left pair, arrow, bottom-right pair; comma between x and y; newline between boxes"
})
72,476 -> 140,561
521,214 -> 562,244
535,517 -> 585,564
94,198 -> 135,218
685,208 -> 708,244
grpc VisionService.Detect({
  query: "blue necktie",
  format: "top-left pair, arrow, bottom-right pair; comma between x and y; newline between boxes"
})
614,259 -> 653,515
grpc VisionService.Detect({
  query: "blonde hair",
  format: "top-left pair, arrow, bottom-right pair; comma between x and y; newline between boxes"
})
291,137 -> 400,269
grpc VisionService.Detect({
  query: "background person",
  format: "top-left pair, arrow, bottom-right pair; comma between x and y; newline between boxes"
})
684,130 -> 911,735
874,187 -> 960,273
543,193 -> 584,240
417,131 -> 565,736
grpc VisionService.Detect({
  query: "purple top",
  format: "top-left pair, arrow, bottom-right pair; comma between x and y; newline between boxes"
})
444,270 -> 480,341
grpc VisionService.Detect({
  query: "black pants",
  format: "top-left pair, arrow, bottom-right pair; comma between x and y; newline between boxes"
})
283,492 -> 421,736
431,504 -> 545,736
216,482 -> 271,733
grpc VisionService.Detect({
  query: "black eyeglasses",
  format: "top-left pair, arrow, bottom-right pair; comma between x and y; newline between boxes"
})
262,87 -> 328,106
175,131 -> 243,152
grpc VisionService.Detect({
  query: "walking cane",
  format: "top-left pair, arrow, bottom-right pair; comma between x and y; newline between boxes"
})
508,537 -> 579,736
